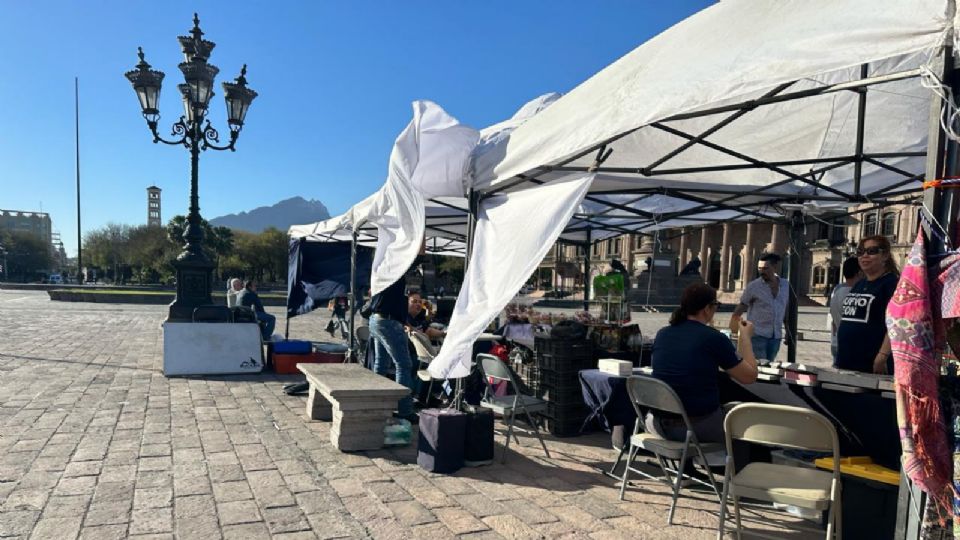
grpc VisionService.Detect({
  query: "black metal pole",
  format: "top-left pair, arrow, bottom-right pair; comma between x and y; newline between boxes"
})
75,77 -> 82,283
185,117 -> 204,257
465,189 -> 478,264
348,229 -> 358,362
852,64 -> 869,199
583,229 -> 592,312
785,210 -> 803,364
167,112 -> 214,322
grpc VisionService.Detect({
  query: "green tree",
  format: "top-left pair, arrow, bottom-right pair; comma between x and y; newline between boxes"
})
83,223 -> 131,283
0,230 -> 54,282
127,225 -> 177,283
259,227 -> 288,283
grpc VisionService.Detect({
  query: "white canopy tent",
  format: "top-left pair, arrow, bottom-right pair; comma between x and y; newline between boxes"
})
289,196 -> 471,257
282,1 -> 960,522
428,0 -> 955,379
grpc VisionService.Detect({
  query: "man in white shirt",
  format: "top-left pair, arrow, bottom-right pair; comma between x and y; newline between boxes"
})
729,253 -> 790,363
829,257 -> 861,364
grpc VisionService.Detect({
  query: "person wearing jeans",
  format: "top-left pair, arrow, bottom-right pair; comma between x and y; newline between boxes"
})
367,276 -> 416,421
729,253 -> 789,363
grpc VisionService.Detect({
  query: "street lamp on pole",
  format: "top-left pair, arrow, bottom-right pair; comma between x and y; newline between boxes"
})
125,14 -> 257,322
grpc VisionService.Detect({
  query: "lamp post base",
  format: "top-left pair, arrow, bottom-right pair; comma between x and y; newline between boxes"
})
167,256 -> 215,322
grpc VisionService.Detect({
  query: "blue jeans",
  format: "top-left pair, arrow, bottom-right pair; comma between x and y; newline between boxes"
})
750,335 -> 781,362
369,314 -> 414,416
257,312 -> 276,340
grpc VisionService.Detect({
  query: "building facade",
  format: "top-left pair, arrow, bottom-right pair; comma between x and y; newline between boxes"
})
0,210 -> 52,245
537,199 -> 918,305
147,186 -> 162,227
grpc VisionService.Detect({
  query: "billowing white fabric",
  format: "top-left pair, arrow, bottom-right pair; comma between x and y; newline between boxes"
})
294,102 -> 478,294
473,0 -> 952,197
428,174 -> 595,379
361,101 -> 478,294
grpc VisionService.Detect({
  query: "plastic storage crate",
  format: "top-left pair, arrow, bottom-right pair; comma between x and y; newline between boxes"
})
534,337 -> 595,373
814,457 -> 899,540
542,414 -> 588,438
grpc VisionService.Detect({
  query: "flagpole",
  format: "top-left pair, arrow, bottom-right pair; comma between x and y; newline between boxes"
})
75,77 -> 82,284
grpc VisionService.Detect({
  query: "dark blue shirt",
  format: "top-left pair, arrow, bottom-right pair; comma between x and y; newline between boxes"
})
237,288 -> 265,313
651,320 -> 741,417
836,272 -> 898,373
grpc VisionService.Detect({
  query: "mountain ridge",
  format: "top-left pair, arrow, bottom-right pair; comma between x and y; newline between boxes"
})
209,196 -> 331,233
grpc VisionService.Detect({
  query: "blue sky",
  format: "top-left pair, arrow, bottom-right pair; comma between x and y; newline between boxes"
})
0,1 -> 712,256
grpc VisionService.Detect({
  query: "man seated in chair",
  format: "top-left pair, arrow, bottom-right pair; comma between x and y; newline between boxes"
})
648,282 -> 758,443
237,280 -> 276,341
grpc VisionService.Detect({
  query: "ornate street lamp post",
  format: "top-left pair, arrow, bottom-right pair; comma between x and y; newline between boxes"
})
126,14 -> 257,322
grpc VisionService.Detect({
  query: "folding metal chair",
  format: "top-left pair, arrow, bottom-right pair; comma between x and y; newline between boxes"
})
476,353 -> 550,463
409,330 -> 439,403
619,375 -> 723,525
718,403 -> 841,540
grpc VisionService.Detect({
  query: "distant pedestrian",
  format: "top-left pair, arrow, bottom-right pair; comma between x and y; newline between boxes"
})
238,280 -> 276,341
326,296 -> 349,339
828,257 -> 861,364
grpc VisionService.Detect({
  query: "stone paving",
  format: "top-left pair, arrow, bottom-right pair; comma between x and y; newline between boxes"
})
0,290 -> 827,539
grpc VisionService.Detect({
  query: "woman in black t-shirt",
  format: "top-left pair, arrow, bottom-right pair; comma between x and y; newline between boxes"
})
649,283 -> 758,442
836,235 -> 899,374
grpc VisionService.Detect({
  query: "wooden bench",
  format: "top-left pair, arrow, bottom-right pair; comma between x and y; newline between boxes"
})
298,364 -> 410,451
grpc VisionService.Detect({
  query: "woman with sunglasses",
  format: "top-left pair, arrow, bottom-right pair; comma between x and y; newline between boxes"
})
836,235 -> 899,374
648,283 -> 758,442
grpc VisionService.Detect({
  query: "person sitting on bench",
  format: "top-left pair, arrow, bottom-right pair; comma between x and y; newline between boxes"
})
226,278 -> 243,308
238,280 -> 276,341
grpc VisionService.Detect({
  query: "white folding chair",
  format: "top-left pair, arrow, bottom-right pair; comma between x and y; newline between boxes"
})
718,403 -> 841,539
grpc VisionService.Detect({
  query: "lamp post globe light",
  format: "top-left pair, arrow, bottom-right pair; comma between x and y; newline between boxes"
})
125,14 -> 257,322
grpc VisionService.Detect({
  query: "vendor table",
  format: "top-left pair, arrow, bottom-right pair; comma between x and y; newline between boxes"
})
580,367 -> 900,470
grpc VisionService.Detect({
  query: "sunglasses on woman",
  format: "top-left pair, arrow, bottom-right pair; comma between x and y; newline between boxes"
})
856,246 -> 886,257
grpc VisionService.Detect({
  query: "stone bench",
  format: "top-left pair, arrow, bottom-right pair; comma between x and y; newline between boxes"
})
298,363 -> 410,451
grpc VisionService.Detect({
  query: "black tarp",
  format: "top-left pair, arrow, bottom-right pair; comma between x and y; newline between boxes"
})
286,238 -> 374,318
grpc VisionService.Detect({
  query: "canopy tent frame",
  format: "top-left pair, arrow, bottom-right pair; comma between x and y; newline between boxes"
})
480,65 -> 926,206
457,60 -> 935,365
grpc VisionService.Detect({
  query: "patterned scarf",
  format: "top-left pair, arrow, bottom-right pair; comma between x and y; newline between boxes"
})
887,230 -> 953,519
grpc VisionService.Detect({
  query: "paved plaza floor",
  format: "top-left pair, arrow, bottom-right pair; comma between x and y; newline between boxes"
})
0,290 -> 827,539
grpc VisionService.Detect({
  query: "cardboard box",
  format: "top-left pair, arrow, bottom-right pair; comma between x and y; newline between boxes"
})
598,358 -> 632,377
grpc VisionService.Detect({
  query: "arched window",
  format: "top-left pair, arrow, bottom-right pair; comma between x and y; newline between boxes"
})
881,212 -> 897,240
864,213 -> 878,236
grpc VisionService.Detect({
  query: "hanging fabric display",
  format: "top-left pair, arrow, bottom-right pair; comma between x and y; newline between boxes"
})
887,230 -> 953,519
